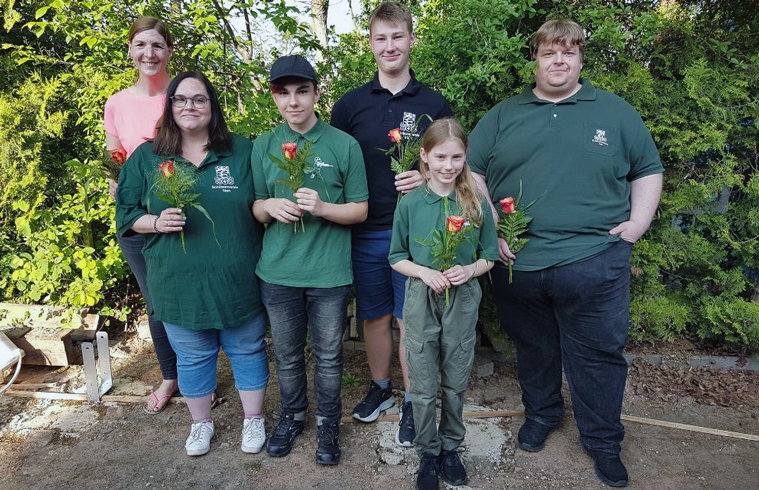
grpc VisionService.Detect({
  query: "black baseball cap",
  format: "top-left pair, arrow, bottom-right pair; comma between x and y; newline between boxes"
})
269,55 -> 318,84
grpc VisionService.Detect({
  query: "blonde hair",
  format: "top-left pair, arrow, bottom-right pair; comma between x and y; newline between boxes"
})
128,16 -> 173,48
368,2 -> 413,36
529,19 -> 585,61
420,118 -> 484,227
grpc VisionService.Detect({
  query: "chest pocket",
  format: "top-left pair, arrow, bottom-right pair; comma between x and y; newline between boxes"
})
583,122 -> 618,157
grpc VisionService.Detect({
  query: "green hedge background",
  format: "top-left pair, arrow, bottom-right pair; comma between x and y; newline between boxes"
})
1,0 -> 757,352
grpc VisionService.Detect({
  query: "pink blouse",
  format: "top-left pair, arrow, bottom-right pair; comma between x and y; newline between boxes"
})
104,89 -> 166,157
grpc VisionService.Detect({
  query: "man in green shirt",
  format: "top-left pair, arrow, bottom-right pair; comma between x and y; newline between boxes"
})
468,20 -> 663,488
251,55 -> 369,465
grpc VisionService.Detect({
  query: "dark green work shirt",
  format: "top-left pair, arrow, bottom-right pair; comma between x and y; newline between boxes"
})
468,80 -> 663,270
252,119 -> 369,288
116,135 -> 264,329
389,183 -> 500,269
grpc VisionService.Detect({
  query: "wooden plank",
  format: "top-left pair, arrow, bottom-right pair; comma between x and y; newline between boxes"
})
340,409 -> 524,424
2,390 -> 187,405
621,414 -> 759,442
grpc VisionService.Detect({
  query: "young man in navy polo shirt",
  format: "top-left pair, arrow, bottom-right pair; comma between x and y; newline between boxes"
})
331,1 -> 452,448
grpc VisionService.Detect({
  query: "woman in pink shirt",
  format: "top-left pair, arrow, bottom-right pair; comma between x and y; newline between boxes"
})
104,16 -> 178,413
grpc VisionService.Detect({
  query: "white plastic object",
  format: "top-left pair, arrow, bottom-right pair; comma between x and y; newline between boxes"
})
0,332 -> 23,393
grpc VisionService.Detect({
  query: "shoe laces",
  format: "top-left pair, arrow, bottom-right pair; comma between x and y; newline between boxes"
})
399,401 -> 414,429
243,417 -> 265,442
188,421 -> 212,444
273,416 -> 297,437
317,422 -> 340,447
420,454 -> 438,476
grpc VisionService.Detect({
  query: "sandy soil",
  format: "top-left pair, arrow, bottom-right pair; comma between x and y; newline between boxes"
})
1,331 -> 758,490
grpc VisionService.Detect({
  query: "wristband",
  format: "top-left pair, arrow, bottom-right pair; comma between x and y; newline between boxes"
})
470,262 -> 478,280
153,216 -> 160,233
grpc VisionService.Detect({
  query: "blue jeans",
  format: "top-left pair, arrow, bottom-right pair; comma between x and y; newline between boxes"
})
163,315 -> 269,398
260,282 -> 350,423
492,240 -> 632,454
352,229 -> 407,320
119,234 -> 177,380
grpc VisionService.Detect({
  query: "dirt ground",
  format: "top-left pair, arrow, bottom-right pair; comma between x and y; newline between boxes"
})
1,330 -> 758,490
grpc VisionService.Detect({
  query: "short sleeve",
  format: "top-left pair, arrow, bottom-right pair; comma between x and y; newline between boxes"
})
115,147 -> 148,237
343,139 -> 369,202
437,98 -> 454,119
330,97 -> 349,133
477,199 -> 500,261
251,137 -> 270,200
104,95 -> 119,137
627,113 -> 663,181
467,103 -> 501,175
388,198 -> 411,265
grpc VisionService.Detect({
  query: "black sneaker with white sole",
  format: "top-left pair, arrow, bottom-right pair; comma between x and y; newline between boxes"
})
352,381 -> 395,423
395,400 -> 415,447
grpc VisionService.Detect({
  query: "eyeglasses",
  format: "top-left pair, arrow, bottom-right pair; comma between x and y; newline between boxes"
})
170,95 -> 209,108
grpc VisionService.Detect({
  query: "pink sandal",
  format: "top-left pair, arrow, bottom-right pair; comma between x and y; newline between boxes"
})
144,391 -> 173,414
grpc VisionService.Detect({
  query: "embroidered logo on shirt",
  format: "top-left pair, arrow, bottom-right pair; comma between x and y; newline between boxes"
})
400,112 -> 417,134
313,156 -> 333,169
214,166 -> 235,185
592,129 -> 609,146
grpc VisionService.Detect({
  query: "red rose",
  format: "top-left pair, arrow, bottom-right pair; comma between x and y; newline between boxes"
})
500,197 -> 515,214
388,128 -> 402,144
446,216 -> 465,234
109,149 -> 127,164
159,160 -> 174,178
282,142 -> 298,160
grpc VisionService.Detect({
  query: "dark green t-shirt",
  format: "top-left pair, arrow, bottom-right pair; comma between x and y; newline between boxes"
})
251,119 -> 369,288
389,183 -> 500,269
116,135 -> 264,329
468,80 -> 664,270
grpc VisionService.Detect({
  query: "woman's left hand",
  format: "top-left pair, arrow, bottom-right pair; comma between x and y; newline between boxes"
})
294,188 -> 323,216
443,264 -> 473,286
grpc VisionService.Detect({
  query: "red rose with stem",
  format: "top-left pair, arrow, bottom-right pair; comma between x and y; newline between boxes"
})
268,140 -> 327,233
150,159 -> 218,253
100,148 -> 127,180
415,197 -> 474,306
496,181 -> 542,283
377,115 -> 432,203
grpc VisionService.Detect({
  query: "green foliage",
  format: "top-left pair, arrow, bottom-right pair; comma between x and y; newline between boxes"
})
0,0 -> 319,322
1,0 -> 758,352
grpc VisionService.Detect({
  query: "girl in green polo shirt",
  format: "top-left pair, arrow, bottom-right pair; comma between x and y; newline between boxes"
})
389,118 -> 499,489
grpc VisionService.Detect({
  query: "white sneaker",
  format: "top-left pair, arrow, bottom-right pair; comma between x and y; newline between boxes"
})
185,420 -> 214,456
241,417 -> 266,454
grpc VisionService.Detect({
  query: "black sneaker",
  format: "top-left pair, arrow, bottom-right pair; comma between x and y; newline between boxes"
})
581,441 -> 629,487
439,449 -> 468,486
416,453 -> 439,490
395,400 -> 415,447
265,413 -> 304,457
517,419 -> 556,452
315,420 -> 341,465
352,381 -> 395,422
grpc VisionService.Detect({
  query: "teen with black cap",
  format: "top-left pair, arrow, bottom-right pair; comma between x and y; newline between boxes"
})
251,55 -> 369,465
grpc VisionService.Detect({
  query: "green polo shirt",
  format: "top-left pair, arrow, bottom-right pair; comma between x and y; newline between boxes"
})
252,119 -> 368,288
116,135 -> 264,330
468,79 -> 663,271
388,183 -> 500,269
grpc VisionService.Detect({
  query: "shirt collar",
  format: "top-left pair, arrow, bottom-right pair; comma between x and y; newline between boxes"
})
278,116 -> 327,143
370,70 -> 421,96
420,182 -> 458,204
516,78 -> 597,105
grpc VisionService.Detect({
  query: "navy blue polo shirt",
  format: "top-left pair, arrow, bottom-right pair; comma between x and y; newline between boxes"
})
331,71 -> 453,232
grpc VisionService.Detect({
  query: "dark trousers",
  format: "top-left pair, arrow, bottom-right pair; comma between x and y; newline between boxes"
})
260,282 -> 350,423
492,241 -> 632,454
119,234 -> 177,380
